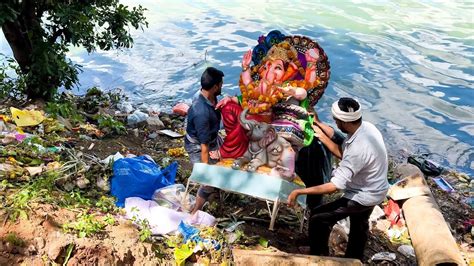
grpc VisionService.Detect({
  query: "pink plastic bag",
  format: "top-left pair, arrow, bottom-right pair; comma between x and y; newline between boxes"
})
172,103 -> 190,116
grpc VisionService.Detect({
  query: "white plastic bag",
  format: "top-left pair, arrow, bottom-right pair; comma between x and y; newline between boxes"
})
152,184 -> 195,212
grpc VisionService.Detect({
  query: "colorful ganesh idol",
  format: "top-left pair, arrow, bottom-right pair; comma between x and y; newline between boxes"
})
218,30 -> 330,181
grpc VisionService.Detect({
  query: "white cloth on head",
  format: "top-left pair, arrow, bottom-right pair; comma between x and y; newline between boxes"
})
331,99 -> 362,122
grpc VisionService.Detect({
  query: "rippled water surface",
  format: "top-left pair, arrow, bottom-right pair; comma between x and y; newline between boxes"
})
1,0 -> 473,175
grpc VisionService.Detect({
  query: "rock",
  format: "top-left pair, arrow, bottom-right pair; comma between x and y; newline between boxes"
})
159,115 -> 172,127
76,177 -> 90,189
393,163 -> 423,179
146,117 -> 164,131
35,237 -> 45,250
132,128 -> 139,137
47,240 -> 68,261
148,132 -> 158,139
96,176 -> 110,192
4,242 -> 14,253
0,256 -> 10,265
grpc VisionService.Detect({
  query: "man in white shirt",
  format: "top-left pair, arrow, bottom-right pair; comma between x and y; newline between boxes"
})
288,97 -> 389,260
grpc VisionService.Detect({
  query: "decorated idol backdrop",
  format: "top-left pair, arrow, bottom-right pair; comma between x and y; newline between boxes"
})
219,30 -> 330,181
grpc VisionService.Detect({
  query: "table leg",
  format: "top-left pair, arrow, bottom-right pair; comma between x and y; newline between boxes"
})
183,179 -> 191,204
269,198 -> 280,231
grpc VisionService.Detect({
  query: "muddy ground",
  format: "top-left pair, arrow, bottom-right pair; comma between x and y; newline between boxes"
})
0,123 -> 472,265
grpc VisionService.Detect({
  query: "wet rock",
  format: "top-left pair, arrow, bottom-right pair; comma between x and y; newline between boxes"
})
146,117 -> 164,131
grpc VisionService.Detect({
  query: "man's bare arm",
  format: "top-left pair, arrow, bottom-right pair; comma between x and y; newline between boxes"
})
200,143 -> 210,163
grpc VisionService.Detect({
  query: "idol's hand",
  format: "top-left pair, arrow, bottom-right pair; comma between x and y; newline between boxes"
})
305,48 -> 320,63
242,50 -> 252,70
216,96 -> 233,109
209,150 -> 220,160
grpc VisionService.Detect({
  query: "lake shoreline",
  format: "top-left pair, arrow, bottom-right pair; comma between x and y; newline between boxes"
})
0,94 -> 472,264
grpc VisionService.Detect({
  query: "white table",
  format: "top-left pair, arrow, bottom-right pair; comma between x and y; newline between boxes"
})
185,163 -> 307,231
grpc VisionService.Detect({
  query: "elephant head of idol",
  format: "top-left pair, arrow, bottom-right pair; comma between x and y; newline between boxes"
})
239,30 -> 331,115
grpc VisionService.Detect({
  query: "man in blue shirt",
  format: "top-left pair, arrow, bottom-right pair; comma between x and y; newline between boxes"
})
185,67 -> 224,213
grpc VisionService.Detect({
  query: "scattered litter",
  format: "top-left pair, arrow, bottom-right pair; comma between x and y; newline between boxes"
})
371,252 -> 396,261
337,217 -> 350,234
125,197 -> 191,235
172,103 -> 190,116
225,221 -> 245,232
397,244 -> 415,258
387,226 -> 411,245
433,177 -> 454,192
117,102 -> 134,114
152,184 -> 195,212
148,132 -> 158,139
187,211 -> 216,226
25,166 -> 43,176
88,143 -> 95,150
111,157 -> 177,207
10,107 -> 45,127
407,155 -> 443,176
127,110 -> 148,125
101,152 -> 124,165
159,129 -> 183,138
167,147 -> 186,157
384,199 -> 403,226
369,205 -> 385,223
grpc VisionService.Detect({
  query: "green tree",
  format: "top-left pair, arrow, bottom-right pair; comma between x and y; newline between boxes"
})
0,0 -> 147,100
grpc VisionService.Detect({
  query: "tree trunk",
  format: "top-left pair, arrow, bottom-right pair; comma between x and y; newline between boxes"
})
2,20 -> 32,74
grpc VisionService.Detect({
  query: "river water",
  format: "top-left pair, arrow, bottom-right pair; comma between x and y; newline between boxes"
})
1,0 -> 473,175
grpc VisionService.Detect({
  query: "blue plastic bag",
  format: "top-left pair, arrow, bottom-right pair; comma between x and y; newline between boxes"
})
111,156 -> 177,207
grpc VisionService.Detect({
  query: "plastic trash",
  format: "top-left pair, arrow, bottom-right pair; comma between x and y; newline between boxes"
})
152,184 -> 195,212
407,155 -> 443,176
10,107 -> 45,127
111,156 -> 177,207
433,177 -> 454,193
101,152 -> 125,165
371,252 -> 396,261
224,221 -> 245,232
178,221 -> 201,243
369,205 -> 385,223
186,211 -> 216,226
397,244 -> 415,258
124,197 -> 191,235
117,102 -> 134,114
172,103 -> 190,116
337,217 -> 350,234
127,110 -> 149,125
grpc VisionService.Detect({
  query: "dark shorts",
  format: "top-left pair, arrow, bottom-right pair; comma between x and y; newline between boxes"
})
184,137 -> 221,199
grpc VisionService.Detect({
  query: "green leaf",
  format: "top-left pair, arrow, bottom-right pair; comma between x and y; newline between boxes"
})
258,237 -> 269,248
19,210 -> 28,220
174,243 -> 194,266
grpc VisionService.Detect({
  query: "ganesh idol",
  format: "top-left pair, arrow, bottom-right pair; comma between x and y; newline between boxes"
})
216,30 -> 330,181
